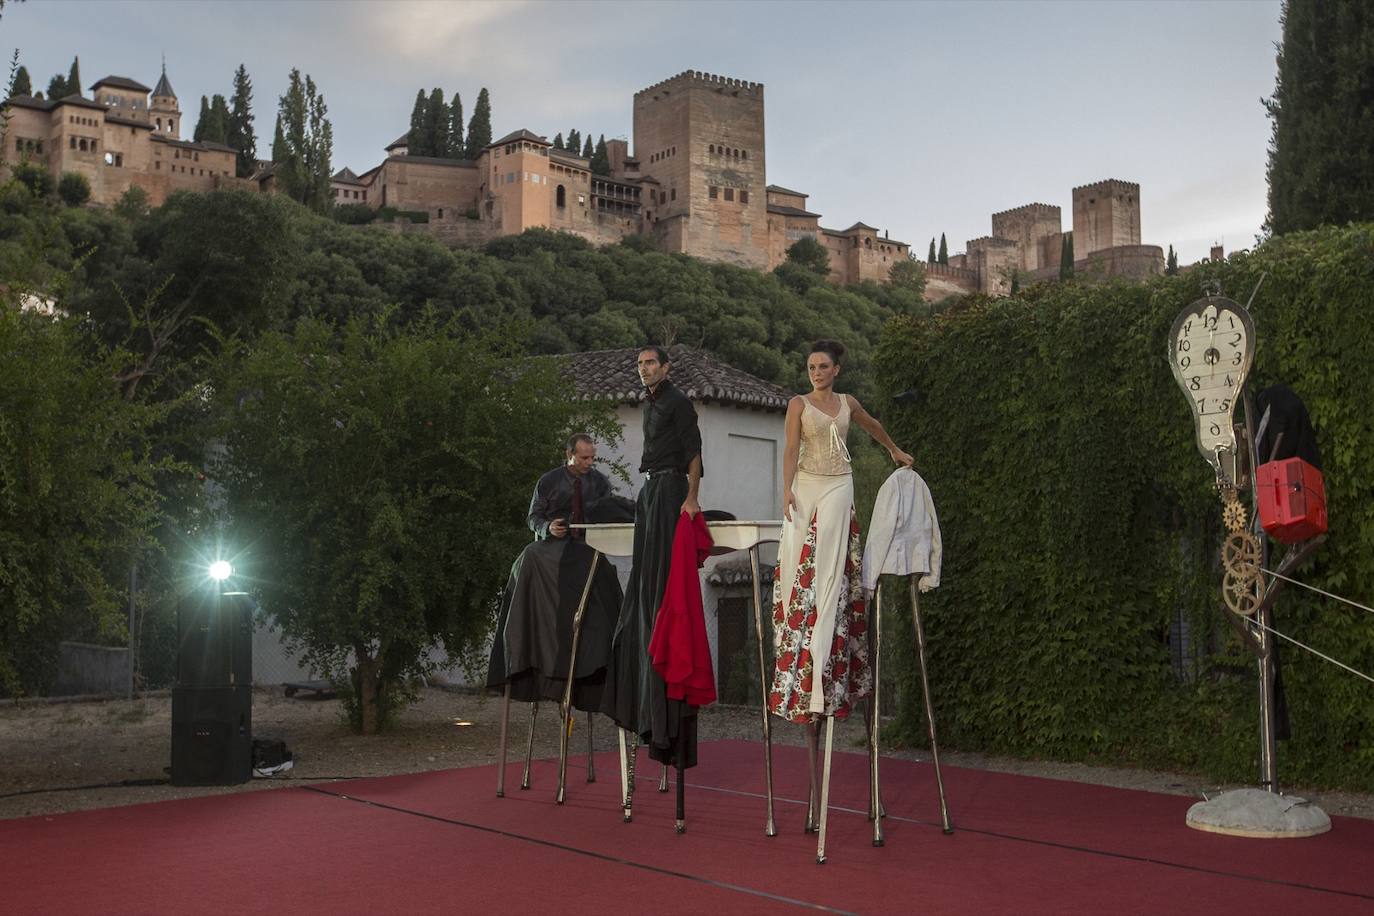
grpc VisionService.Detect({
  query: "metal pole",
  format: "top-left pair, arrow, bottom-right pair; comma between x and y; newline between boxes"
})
749,545 -> 777,836
1242,388 -> 1278,794
910,579 -> 953,834
557,551 -> 601,804
585,711 -> 596,783
496,682 -> 511,797
617,727 -> 629,816
805,721 -> 820,833
658,764 -> 669,792
521,701 -> 538,790
816,715 -> 836,864
869,583 -> 884,846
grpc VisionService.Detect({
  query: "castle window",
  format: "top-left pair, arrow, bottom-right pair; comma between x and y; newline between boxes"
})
157,118 -> 162,130
578,193 -> 586,206
556,185 -> 566,208
724,188 -> 734,201
742,150 -> 747,160
155,161 -> 160,169
437,208 -> 444,219
709,145 -> 714,154
104,152 -> 114,165
70,137 -> 77,150
740,190 -> 749,204
79,138 -> 88,152
670,188 -> 676,200
709,186 -> 718,199
169,120 -> 175,132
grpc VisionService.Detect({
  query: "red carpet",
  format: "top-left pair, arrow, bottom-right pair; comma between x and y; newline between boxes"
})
2,740 -> 1371,915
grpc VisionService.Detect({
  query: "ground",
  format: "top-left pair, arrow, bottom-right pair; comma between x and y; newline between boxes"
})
2,687 -> 1371,822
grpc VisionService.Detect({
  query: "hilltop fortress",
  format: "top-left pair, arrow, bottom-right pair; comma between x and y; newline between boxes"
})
3,66 -> 1164,297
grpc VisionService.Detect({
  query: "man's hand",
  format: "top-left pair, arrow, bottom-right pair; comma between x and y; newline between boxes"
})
549,518 -> 568,538
680,496 -> 700,518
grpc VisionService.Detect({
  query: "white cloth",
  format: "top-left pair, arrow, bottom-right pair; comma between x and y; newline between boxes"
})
861,467 -> 942,593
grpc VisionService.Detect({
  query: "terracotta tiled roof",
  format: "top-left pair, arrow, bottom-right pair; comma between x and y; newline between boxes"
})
91,75 -> 152,93
151,135 -> 236,153
766,184 -> 808,198
492,128 -> 548,147
104,113 -> 152,129
385,133 -> 409,150
152,69 -> 175,98
767,203 -> 820,219
557,346 -> 790,412
332,167 -> 363,184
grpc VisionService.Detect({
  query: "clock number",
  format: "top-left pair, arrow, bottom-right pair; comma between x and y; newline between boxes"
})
1209,423 -> 1221,436
1229,333 -> 1242,346
1179,339 -> 1191,352
1220,398 -> 1232,413
1180,355 -> 1191,369
1189,376 -> 1200,390
1184,320 -> 1193,334
1204,314 -> 1218,329
1232,351 -> 1242,365
1227,315 -> 1235,329
1225,374 -> 1234,388
1196,397 -> 1207,415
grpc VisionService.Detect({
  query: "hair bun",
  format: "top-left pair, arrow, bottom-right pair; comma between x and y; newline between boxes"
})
809,339 -> 846,364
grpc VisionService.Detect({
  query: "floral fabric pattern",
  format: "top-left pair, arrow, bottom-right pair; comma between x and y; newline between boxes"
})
768,509 -> 871,723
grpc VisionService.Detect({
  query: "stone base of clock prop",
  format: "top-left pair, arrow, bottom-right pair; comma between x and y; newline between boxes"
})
1169,293 -> 1332,839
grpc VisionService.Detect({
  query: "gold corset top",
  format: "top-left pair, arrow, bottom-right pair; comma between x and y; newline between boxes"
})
798,395 -> 852,475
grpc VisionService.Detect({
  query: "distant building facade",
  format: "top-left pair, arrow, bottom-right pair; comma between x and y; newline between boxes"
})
2,67 -> 243,207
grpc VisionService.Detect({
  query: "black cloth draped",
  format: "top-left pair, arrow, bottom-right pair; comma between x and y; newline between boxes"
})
485,537 -> 622,711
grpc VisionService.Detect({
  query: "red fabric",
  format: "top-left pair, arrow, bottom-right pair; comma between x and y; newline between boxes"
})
647,511 -> 716,706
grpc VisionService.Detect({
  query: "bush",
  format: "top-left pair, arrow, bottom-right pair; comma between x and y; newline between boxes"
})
12,161 -> 53,198
57,172 -> 91,207
332,202 -> 376,225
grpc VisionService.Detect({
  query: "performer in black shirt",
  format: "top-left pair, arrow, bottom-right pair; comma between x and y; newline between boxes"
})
487,435 -> 622,711
601,346 -> 703,821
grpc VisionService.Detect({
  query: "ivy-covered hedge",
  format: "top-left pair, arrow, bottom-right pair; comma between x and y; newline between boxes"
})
874,223 -> 1374,788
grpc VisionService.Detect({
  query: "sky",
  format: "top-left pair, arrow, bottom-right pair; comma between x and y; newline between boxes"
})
3,0 -> 1283,264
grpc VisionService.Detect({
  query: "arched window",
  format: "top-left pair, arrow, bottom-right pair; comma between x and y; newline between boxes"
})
79,138 -> 88,152
156,117 -> 162,130
742,150 -> 748,160
556,184 -> 566,208
169,119 -> 175,133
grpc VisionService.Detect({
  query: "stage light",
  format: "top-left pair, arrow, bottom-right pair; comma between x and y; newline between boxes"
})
208,560 -> 233,581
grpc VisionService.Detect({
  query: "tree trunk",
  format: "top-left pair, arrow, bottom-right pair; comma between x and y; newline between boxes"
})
356,652 -> 380,735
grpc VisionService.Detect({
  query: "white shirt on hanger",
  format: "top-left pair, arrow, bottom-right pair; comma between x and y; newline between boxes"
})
862,467 -> 942,593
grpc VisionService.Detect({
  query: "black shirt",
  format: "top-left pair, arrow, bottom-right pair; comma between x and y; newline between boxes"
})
527,466 -> 614,540
639,379 -> 704,476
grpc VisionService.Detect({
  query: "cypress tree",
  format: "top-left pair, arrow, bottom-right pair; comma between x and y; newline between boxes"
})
1166,244 -> 1179,275
1264,0 -> 1374,234
464,87 -> 492,159
553,132 -> 564,151
227,64 -> 257,178
271,112 -> 286,164
582,134 -> 594,159
194,95 -> 212,142
12,66 -> 31,97
422,88 -> 446,157
937,233 -> 948,265
567,129 -> 581,155
1060,232 -> 1075,280
67,56 -> 80,96
46,73 -> 68,99
207,94 -> 230,144
407,90 -> 426,155
591,134 -> 609,175
927,238 -> 936,264
448,92 -> 464,159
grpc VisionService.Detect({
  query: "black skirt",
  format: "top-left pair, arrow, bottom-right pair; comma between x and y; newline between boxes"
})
486,537 -> 622,711
599,473 -> 698,768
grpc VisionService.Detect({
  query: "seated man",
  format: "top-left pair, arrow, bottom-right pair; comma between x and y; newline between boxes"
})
486,435 -> 624,711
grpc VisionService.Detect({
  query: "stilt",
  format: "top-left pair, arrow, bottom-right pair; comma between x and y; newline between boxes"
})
816,715 -> 836,864
749,545 -> 777,837
617,727 -> 629,817
658,764 -> 669,793
869,584 -> 884,846
520,701 -> 539,790
674,742 -> 687,834
556,553 -> 601,805
622,729 -> 639,822
804,720 -> 820,833
585,711 -> 596,783
910,579 -> 953,834
496,682 -> 511,797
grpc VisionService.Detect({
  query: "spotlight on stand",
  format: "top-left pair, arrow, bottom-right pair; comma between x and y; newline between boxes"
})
171,555 -> 253,787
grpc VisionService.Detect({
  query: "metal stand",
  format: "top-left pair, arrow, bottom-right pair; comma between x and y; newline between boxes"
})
748,545 -> 779,837
556,551 -> 601,805
909,579 -> 953,834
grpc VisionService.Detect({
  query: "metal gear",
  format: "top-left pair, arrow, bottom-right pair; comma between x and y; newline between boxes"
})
1222,498 -> 1248,533
1221,531 -> 1262,579
1223,565 -> 1264,616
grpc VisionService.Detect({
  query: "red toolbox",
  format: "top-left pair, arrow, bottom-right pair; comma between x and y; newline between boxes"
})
1256,457 -> 1328,543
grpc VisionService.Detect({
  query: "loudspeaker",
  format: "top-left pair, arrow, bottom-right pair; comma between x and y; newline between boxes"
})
171,686 -> 252,786
177,591 -> 253,689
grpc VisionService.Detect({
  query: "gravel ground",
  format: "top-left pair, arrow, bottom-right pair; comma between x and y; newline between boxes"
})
2,686 -> 1370,823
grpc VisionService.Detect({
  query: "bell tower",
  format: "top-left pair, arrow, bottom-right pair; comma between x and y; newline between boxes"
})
149,59 -> 181,139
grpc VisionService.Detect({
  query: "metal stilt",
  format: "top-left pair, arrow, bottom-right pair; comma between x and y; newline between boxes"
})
749,545 -> 777,837
804,721 -> 820,833
910,579 -> 952,834
658,764 -> 669,792
585,711 -> 596,783
496,682 -> 511,797
557,552 -> 601,804
816,715 -> 836,864
869,584 -> 884,846
521,701 -> 539,790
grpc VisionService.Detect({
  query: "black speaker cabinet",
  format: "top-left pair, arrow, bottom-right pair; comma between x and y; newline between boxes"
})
177,591 -> 253,688
171,686 -> 252,786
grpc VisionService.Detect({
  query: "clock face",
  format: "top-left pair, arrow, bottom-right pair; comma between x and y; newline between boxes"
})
1168,296 -> 1256,470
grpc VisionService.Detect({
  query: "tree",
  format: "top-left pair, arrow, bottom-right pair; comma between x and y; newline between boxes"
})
927,237 -> 936,264
937,233 -> 948,265
270,113 -> 285,163
590,134 -> 609,175
447,92 -> 463,159
56,171 -> 89,207
193,94 -> 228,144
407,89 -> 426,154
464,87 -> 492,159
0,306 -> 163,696
12,65 -> 31,97
46,73 -> 67,99
567,129 -> 581,155
114,185 -> 150,221
67,56 -> 79,96
1166,244 -> 1179,275
553,132 -> 564,151
889,257 -> 926,296
227,64 -> 257,178
11,161 -> 51,197
194,95 -> 211,141
1060,232 -> 1075,280
423,87 -> 445,157
581,134 -> 594,159
273,69 -> 332,210
210,315 -> 617,733
1265,0 -> 1374,234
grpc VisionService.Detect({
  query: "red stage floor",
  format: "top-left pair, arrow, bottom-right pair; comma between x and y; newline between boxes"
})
2,740 -> 1371,915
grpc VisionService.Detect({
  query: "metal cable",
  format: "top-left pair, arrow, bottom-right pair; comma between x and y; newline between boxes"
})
1260,567 -> 1374,617
1247,617 -> 1374,686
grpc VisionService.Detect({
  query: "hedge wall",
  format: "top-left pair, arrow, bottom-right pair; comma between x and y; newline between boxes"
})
873,223 -> 1374,788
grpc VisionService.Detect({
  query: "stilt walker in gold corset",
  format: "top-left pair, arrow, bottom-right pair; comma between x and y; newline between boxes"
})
769,340 -> 914,864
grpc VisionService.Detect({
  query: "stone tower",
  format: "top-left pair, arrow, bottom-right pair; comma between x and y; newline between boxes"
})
1072,179 -> 1141,257
990,203 -> 1062,272
149,62 -> 180,139
633,71 -> 767,269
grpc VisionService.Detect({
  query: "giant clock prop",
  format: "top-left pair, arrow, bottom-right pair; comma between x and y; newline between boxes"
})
1168,296 -> 1262,616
